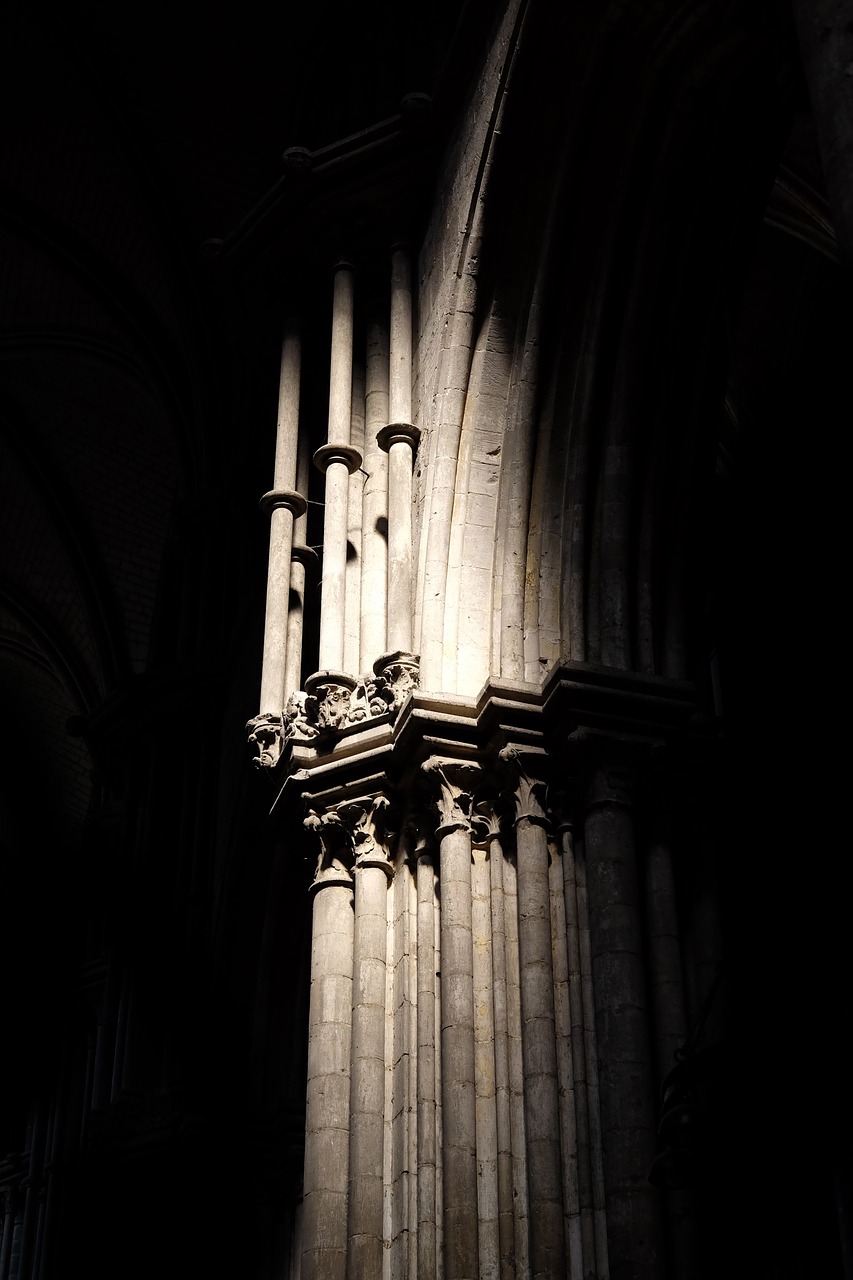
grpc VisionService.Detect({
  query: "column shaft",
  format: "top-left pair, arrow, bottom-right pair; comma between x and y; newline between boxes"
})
259,324 -> 302,713
584,767 -> 661,1280
302,882 -> 354,1280
561,822 -> 598,1274
345,359 -> 365,675
347,865 -> 388,1280
387,440 -> 415,653
360,318 -> 389,669
318,461 -> 351,671
329,267 -> 355,444
439,825 -> 480,1280
389,246 -> 412,425
645,823 -> 697,1280
316,263 -> 358,674
516,815 -> 566,1280
260,505 -> 295,711
284,433 -> 311,698
380,245 -> 418,658
489,844 -> 516,1279
417,853 -> 438,1279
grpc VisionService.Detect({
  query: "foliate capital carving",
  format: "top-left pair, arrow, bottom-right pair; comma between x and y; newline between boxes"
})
472,798 -> 503,850
586,765 -> 634,812
373,651 -> 420,714
337,794 -> 394,876
1,1183 -> 20,1216
303,807 -> 354,891
284,689 -> 321,741
246,712 -> 285,769
422,757 -> 483,839
304,672 -> 357,732
404,810 -> 437,867
546,781 -> 582,836
499,744 -> 550,828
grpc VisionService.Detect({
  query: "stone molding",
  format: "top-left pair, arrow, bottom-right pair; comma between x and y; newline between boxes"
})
312,442 -> 363,474
258,488 -> 307,518
376,421 -> 421,453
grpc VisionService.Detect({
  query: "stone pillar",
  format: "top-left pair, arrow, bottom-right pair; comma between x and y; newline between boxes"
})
378,244 -> 420,660
285,431 -> 315,700
484,808 -> 517,1280
500,745 -> 566,1280
791,0 -> 853,269
644,806 -> 697,1279
415,826 -> 439,1280
301,807 -> 355,1280
554,796 -> 599,1277
584,764 -> 661,1280
360,314 -> 389,670
0,1187 -> 18,1280
423,757 -> 481,1280
314,261 -> 362,674
259,321 -> 307,715
345,357 -> 366,676
338,795 -> 393,1280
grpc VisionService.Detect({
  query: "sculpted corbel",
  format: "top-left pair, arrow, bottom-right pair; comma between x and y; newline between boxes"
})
246,711 -> 285,769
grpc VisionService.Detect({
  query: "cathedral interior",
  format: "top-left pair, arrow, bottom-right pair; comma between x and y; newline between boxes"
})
1,1 -> 851,1277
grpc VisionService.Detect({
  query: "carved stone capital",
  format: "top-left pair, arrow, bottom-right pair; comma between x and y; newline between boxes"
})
337,794 -> 394,877
472,798 -> 503,850
403,810 -> 437,867
585,765 -> 634,813
372,650 -> 420,714
246,711 -> 285,769
304,671 -> 358,732
422,757 -> 482,839
283,689 -> 321,741
499,744 -> 550,828
546,780 -> 582,836
303,807 -> 354,891
1,1183 -> 20,1216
